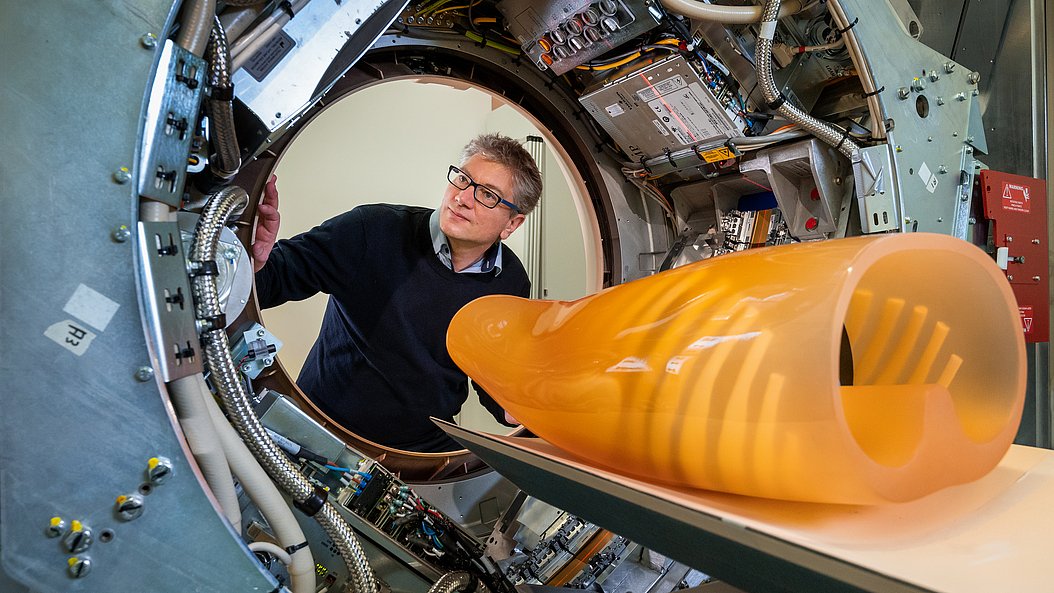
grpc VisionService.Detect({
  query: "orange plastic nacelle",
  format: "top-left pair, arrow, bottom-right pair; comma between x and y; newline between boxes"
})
448,234 -> 1026,504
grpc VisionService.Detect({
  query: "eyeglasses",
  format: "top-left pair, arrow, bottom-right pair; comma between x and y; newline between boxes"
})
448,165 -> 521,212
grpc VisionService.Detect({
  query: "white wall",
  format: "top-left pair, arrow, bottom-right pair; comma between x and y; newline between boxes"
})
263,78 -> 592,437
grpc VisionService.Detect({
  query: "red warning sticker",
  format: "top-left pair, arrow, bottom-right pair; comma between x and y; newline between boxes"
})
1020,306 -> 1034,334
1002,182 -> 1031,213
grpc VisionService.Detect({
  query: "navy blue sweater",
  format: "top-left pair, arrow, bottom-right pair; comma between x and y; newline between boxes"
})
255,205 -> 530,451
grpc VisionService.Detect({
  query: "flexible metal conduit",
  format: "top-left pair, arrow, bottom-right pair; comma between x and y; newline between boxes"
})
756,0 -> 859,160
205,15 -> 242,178
659,0 -> 803,24
190,186 -> 377,593
428,571 -> 474,593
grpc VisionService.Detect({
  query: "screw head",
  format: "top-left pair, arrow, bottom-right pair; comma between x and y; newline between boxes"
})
112,225 -> 131,243
1032,239 -> 1041,244
967,71 -> 980,84
68,556 -> 92,579
1007,275 -> 1014,280
938,165 -> 948,174
937,97 -> 945,105
929,70 -> 939,82
140,33 -> 158,49
115,494 -> 145,521
897,87 -> 911,100
134,366 -> 154,382
148,456 -> 174,485
944,61 -> 956,73
1034,276 -> 1042,282
112,167 -> 132,184
257,329 -> 266,337
46,517 -> 67,538
62,522 -> 92,554
912,78 -> 925,92
956,92 -> 966,101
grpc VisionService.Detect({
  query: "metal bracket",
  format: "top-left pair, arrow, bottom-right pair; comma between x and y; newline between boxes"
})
138,221 -> 202,381
138,41 -> 206,206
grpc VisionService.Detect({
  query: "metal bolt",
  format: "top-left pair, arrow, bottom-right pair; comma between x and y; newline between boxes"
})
275,112 -> 282,119
834,177 -> 842,185
134,366 -> 154,382
895,145 -> 902,152
47,517 -> 67,538
944,61 -> 955,73
148,456 -> 174,485
68,556 -> 92,579
1032,239 -> 1040,244
955,92 -> 966,101
938,165 -> 948,174
139,33 -> 158,49
912,78 -> 925,92
953,131 -> 958,137
929,70 -> 939,82
1007,236 -> 1013,242
115,494 -> 145,521
355,17 -> 362,24
62,522 -> 92,554
927,136 -> 933,142
972,89 -> 979,96
967,71 -> 980,84
937,217 -> 943,222
966,146 -> 973,154
1007,275 -> 1014,280
112,225 -> 131,243
937,97 -> 945,105
263,357 -> 273,366
968,217 -> 977,224
112,167 -> 132,184
1034,276 -> 1042,282
897,87 -> 911,100
222,246 -> 239,261
1012,256 -> 1026,264
967,135 -> 974,143
257,329 -> 266,337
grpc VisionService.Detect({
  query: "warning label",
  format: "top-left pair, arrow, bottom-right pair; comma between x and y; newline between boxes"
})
1020,306 -> 1034,334
1002,182 -> 1031,213
698,147 -> 735,163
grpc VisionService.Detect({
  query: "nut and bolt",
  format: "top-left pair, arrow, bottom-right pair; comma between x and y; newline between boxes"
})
115,494 -> 145,521
966,146 -> 973,154
955,92 -> 966,101
46,517 -> 67,538
912,78 -> 926,92
937,97 -> 945,105
139,33 -> 158,49
112,225 -> 132,243
68,556 -> 92,579
967,71 -> 980,84
257,329 -> 266,337
134,366 -> 154,382
972,89 -> 979,96
148,456 -> 174,485
62,521 -> 92,554
1012,256 -> 1026,264
929,70 -> 939,82
945,61 -> 956,73
112,167 -> 132,184
898,87 -> 911,100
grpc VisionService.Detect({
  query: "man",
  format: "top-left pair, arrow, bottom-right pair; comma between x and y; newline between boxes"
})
253,134 -> 542,452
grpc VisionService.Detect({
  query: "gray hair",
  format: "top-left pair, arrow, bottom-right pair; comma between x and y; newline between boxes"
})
459,133 -> 542,215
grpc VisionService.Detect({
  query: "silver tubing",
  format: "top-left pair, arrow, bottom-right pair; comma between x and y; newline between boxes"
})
428,571 -> 474,593
190,186 -> 378,593
205,15 -> 241,178
756,0 -> 860,160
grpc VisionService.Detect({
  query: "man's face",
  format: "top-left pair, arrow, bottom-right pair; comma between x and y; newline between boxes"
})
439,154 -> 525,251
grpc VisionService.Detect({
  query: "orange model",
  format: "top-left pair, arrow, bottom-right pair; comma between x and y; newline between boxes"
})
448,233 -> 1026,504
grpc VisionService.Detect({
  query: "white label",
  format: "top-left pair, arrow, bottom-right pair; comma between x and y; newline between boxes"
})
636,75 -> 688,102
918,162 -> 938,194
645,80 -> 736,146
63,284 -> 120,331
45,320 -> 97,356
605,102 -> 625,117
652,119 -> 670,136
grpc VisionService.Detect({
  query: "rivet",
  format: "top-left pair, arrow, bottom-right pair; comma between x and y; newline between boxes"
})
135,366 -> 154,382
139,33 -> 158,49
112,167 -> 132,184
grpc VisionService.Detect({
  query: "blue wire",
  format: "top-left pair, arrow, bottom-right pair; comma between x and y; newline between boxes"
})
326,465 -> 351,473
421,523 -> 435,536
432,534 -> 443,548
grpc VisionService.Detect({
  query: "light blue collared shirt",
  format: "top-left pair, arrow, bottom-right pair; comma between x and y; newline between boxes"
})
429,209 -> 503,275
